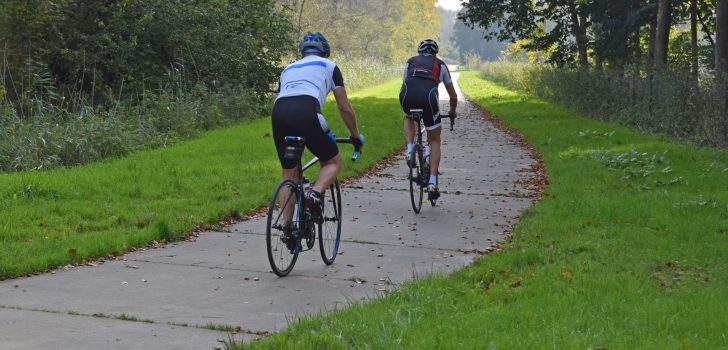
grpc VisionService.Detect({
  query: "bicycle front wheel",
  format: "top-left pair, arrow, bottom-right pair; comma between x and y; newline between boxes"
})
409,145 -> 424,213
319,181 -> 342,265
266,179 -> 300,276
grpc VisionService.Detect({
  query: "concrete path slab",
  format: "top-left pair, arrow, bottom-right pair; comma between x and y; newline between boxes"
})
0,72 -> 538,349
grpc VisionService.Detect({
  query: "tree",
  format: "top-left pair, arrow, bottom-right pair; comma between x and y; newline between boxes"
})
1,0 -> 294,111
717,0 -> 728,110
451,16 -> 507,62
654,0 -> 672,67
390,0 -> 440,62
459,0 -> 653,69
276,0 -> 438,62
691,0 -> 700,75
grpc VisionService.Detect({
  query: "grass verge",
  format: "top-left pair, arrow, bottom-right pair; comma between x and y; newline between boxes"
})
0,81 -> 405,279
229,71 -> 728,349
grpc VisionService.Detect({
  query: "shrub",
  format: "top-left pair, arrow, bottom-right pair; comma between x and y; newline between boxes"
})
480,62 -> 727,147
0,87 -> 265,172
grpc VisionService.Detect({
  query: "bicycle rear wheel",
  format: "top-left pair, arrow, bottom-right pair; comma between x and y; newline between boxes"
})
266,179 -> 300,276
319,181 -> 342,265
409,145 -> 424,213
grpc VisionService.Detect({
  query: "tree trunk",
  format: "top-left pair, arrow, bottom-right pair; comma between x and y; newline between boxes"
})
691,0 -> 699,77
648,4 -> 658,115
595,53 -> 603,71
571,9 -> 589,68
654,0 -> 671,68
634,26 -> 643,73
297,0 -> 306,34
717,0 -> 728,79
716,0 -> 728,115
648,11 -> 657,74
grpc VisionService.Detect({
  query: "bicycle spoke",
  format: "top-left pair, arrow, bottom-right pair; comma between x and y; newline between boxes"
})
319,181 -> 342,265
267,180 -> 299,276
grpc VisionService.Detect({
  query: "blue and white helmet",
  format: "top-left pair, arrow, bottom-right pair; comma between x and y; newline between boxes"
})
417,39 -> 439,55
298,32 -> 331,58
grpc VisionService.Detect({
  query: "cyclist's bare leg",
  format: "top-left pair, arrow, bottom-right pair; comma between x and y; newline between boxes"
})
279,168 -> 299,225
403,113 -> 416,144
312,154 -> 342,194
426,126 -> 442,178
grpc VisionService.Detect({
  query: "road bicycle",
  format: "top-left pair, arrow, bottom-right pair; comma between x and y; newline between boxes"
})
406,109 -> 453,213
266,136 -> 361,277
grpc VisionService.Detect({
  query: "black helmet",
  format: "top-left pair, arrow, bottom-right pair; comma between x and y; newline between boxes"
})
298,32 -> 331,58
417,39 -> 439,55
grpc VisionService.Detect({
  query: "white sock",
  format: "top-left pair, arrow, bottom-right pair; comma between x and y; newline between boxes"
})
429,175 -> 437,185
406,143 -> 414,153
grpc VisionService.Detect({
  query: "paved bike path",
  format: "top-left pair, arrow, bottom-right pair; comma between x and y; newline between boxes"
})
0,73 -> 538,349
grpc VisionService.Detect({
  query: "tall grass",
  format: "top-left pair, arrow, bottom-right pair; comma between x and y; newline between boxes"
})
0,56 -> 400,173
479,61 -> 727,147
334,55 -> 403,91
0,85 -> 265,172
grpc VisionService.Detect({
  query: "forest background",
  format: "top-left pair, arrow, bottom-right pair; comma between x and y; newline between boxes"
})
2,0 -> 726,174
0,0 -> 442,173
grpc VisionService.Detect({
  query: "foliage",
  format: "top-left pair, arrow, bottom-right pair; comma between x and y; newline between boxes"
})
479,61 -> 727,146
278,0 -> 441,63
458,0 -> 719,72
1,0 -> 294,108
0,85 -> 264,172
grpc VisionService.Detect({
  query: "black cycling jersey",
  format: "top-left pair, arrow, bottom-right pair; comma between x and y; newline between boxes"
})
399,54 -> 452,130
403,54 -> 452,84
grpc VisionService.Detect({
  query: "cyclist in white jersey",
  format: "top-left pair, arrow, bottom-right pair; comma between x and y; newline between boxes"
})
272,32 -> 364,219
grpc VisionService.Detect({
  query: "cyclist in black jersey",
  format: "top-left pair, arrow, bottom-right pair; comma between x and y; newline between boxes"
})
272,32 -> 364,220
399,39 -> 457,201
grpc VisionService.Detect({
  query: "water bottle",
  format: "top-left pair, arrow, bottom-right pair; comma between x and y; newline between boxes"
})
302,177 -> 313,192
302,179 -> 312,212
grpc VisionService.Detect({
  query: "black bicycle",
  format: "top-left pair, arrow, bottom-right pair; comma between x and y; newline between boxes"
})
266,136 -> 361,277
406,109 -> 453,213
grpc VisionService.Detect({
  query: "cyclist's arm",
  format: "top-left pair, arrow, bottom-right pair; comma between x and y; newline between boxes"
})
331,66 -> 360,138
440,62 -> 457,117
333,87 -> 360,138
445,83 -> 457,118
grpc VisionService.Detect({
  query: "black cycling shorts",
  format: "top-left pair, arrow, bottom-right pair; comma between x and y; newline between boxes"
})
399,78 -> 441,130
272,95 -> 338,169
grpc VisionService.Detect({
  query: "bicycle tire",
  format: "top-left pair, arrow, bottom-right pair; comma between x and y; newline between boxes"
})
409,144 -> 424,213
318,181 -> 342,265
266,179 -> 300,276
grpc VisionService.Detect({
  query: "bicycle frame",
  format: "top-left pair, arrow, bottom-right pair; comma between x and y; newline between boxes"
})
266,135 -> 361,276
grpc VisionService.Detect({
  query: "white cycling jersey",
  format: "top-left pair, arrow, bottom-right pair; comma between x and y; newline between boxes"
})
276,55 -> 345,108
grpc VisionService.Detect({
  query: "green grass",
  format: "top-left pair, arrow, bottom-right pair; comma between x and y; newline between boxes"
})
0,81 -> 405,279
228,72 -> 728,349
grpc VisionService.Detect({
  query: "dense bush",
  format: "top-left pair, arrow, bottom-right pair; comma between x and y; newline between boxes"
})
0,54 -> 400,172
0,1 -> 407,173
1,0 -> 293,109
480,62 -> 727,147
0,87 -> 265,172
